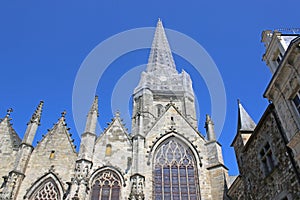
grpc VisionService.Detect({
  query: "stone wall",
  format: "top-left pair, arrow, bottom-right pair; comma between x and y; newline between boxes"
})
229,105 -> 300,199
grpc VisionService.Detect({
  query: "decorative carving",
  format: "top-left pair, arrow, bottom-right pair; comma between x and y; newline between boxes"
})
153,139 -> 200,199
32,181 -> 60,200
129,174 -> 145,200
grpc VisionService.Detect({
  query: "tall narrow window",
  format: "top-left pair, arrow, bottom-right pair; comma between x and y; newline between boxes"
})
49,150 -> 55,159
292,91 -> 300,115
153,138 -> 200,200
105,144 -> 112,156
260,142 -> 275,176
91,170 -> 121,200
30,179 -> 60,200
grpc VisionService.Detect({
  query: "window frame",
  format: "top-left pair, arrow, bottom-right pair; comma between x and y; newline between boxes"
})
152,137 -> 201,200
292,91 -> 300,115
90,170 -> 122,200
259,142 -> 276,176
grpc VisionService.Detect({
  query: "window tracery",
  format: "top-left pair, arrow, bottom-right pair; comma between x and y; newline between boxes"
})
31,180 -> 60,200
153,138 -> 200,200
91,170 -> 121,200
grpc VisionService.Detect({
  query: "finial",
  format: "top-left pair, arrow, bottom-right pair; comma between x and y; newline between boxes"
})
115,110 -> 120,118
6,108 -> 13,117
205,114 -> 212,123
237,99 -> 240,104
61,110 -> 67,118
158,18 -> 161,22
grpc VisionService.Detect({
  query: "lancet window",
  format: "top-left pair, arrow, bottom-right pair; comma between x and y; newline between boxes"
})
153,138 -> 200,200
30,179 -> 60,200
91,170 -> 121,200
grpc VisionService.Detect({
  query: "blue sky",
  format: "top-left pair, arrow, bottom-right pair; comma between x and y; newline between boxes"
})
0,1 -> 299,175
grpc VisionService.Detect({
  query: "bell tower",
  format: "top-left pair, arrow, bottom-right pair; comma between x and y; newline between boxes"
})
131,19 -> 197,136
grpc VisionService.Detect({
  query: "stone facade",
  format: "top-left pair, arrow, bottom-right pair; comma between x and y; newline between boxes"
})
228,31 -> 300,199
0,20 -> 230,200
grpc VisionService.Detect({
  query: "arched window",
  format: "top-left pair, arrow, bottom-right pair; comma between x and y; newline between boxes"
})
30,179 -> 61,200
153,138 -> 200,200
91,170 -> 121,200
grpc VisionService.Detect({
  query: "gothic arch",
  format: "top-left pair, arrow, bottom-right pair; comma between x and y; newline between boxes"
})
148,132 -> 202,167
89,167 -> 124,200
24,172 -> 64,200
151,134 -> 201,200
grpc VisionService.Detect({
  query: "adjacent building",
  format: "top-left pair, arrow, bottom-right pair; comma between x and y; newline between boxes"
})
228,30 -> 300,199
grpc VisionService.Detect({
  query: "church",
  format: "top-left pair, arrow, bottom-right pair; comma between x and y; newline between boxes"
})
0,20 -> 230,199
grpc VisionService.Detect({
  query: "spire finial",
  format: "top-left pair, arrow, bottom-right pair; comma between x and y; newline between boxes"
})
6,108 -> 13,117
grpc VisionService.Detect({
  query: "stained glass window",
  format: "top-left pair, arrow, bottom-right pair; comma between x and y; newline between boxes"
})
31,179 -> 60,200
154,138 -> 200,200
91,170 -> 121,200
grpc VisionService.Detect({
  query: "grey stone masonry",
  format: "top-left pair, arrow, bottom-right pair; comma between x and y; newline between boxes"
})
0,20 -> 229,200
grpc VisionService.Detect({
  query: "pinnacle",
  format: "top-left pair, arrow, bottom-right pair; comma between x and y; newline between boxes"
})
237,100 -> 256,131
89,95 -> 99,116
28,101 -> 44,125
84,96 -> 99,134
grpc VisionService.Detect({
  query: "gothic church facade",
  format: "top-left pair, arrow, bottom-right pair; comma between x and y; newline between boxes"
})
0,20 -> 230,199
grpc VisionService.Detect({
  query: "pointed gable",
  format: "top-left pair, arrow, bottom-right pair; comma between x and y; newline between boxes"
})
0,113 -> 21,186
146,103 -> 204,142
0,113 -> 21,152
20,112 -> 77,196
34,112 -> 76,154
93,112 -> 132,172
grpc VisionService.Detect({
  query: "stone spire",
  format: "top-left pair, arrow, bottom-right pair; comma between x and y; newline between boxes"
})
22,101 -> 43,145
205,114 -> 216,141
146,19 -> 177,74
78,96 -> 98,160
237,100 -> 256,132
84,95 -> 99,134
